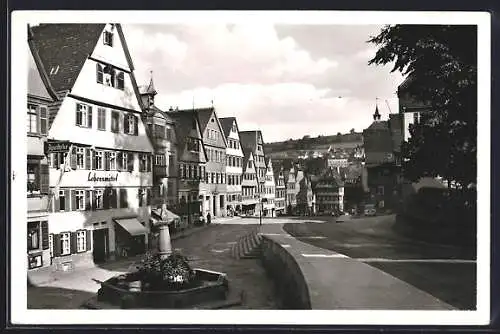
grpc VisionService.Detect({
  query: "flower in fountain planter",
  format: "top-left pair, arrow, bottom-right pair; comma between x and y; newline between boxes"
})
137,251 -> 194,289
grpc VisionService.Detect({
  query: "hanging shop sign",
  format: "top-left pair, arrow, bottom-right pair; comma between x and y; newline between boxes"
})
44,140 -> 71,154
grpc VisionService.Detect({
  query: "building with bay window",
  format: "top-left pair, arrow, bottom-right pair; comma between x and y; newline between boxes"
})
27,29 -> 59,272
219,117 -> 244,215
166,110 -> 208,225
30,23 -> 154,270
140,77 -> 178,212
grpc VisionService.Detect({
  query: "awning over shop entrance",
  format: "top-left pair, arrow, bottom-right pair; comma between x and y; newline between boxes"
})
114,217 -> 147,236
151,208 -> 180,225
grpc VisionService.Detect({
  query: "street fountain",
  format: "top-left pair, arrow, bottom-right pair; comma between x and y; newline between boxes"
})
90,216 -> 241,309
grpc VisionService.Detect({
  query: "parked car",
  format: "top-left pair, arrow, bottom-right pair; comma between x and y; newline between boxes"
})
364,204 -> 377,216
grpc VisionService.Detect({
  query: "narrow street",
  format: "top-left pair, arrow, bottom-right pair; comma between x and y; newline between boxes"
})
282,214 -> 476,310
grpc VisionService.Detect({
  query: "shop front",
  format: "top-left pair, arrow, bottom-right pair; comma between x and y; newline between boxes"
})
113,217 -> 148,257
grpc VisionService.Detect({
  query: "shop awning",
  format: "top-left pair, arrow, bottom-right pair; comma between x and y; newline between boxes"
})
114,218 -> 147,236
151,208 -> 180,225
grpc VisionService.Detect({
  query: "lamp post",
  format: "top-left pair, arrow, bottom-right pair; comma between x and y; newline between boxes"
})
260,197 -> 268,226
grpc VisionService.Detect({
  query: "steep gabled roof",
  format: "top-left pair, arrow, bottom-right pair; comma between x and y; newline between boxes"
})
240,130 -> 263,153
166,111 -> 208,161
176,107 -> 228,147
242,146 -> 254,173
397,73 -> 415,94
30,24 -> 106,93
219,117 -> 236,138
28,28 -> 58,101
365,120 -> 389,131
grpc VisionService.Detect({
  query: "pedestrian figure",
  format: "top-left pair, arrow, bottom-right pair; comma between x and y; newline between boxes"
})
206,212 -> 211,225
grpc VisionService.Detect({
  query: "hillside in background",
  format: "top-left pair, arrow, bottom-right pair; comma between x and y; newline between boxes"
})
264,132 -> 363,160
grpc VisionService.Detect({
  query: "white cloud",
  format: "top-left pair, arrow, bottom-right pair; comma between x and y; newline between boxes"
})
123,24 -> 404,142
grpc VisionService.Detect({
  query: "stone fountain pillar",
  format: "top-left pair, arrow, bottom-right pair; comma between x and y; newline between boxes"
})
157,222 -> 172,259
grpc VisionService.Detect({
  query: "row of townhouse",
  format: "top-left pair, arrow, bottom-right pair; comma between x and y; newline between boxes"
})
26,23 -> 279,273
271,162 -> 346,217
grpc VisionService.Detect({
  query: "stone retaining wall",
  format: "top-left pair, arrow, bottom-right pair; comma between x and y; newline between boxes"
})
260,236 -> 311,309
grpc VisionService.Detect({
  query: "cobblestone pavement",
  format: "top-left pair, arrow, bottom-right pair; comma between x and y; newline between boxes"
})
282,214 -> 476,310
171,223 -> 279,309
27,222 -> 279,309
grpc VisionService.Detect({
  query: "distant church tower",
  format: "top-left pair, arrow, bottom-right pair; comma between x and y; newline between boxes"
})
373,102 -> 381,121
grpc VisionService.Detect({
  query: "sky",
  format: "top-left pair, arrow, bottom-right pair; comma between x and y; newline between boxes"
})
125,24 -> 404,143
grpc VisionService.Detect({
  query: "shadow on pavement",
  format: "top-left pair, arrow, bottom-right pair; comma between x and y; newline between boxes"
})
28,285 -> 96,309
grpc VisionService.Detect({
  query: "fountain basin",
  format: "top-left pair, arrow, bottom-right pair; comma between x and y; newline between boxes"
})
97,268 -> 229,309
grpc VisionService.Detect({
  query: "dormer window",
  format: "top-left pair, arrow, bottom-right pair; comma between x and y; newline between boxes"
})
103,31 -> 114,47
49,65 -> 59,76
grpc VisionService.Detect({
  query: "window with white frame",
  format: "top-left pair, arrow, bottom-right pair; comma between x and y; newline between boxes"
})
95,151 -> 103,170
109,152 -> 117,170
60,232 -> 71,256
76,103 -> 90,127
95,189 -> 103,209
27,104 -> 38,133
155,154 -> 165,166
76,230 -> 86,252
75,190 -> 85,210
126,114 -> 136,135
76,147 -> 85,169
121,153 -> 128,171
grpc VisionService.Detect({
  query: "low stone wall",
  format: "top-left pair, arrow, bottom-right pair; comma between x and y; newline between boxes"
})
259,225 -> 455,310
260,236 -> 311,309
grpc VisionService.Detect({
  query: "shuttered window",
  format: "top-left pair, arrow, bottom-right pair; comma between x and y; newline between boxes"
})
39,107 -> 48,135
96,63 -> 104,83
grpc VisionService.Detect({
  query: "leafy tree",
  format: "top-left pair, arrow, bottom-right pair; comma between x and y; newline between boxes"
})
350,128 -> 355,134
368,25 -> 477,188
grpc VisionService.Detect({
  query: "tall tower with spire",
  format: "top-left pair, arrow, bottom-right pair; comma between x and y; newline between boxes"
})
373,98 -> 381,121
139,70 -> 158,111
